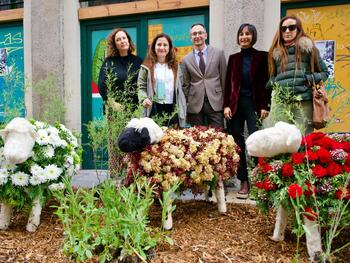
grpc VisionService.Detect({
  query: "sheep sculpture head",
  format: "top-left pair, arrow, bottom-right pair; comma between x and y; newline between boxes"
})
246,121 -> 302,157
0,117 -> 38,164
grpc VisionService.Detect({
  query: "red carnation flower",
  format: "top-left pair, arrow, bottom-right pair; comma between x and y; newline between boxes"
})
330,141 -> 344,151
305,150 -> 318,161
327,162 -> 342,177
304,181 -> 316,197
255,182 -> 264,189
312,165 -> 328,178
346,155 -> 350,166
292,152 -> 304,165
341,142 -> 350,152
260,163 -> 273,173
281,163 -> 294,177
335,188 -> 350,200
304,206 -> 318,221
317,148 -> 332,163
319,137 -> 334,150
263,178 -> 275,191
288,183 -> 303,199
258,157 -> 265,165
342,165 -> 350,173
301,135 -> 313,148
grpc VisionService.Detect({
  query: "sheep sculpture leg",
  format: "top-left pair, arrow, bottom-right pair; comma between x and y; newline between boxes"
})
0,202 -> 13,230
215,179 -> 226,214
26,197 -> 42,232
271,206 -> 288,241
163,203 -> 173,231
303,216 -> 322,261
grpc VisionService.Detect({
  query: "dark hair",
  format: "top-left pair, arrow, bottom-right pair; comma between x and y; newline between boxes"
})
190,23 -> 206,31
237,23 -> 257,46
106,28 -> 136,57
147,33 -> 177,69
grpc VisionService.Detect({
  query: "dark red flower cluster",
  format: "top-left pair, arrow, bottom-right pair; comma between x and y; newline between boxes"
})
304,206 -> 318,221
335,188 -> 350,200
263,178 -> 276,191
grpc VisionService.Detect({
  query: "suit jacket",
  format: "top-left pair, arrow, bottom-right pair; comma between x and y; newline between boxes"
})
182,45 -> 227,114
224,48 -> 271,116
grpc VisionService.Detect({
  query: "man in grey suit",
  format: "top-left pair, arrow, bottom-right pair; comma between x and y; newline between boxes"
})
182,23 -> 227,128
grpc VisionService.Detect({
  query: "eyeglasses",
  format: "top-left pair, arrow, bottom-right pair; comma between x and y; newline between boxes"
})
281,24 -> 297,32
191,31 -> 205,36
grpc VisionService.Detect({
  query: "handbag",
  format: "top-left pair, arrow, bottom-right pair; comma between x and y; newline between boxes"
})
311,76 -> 329,129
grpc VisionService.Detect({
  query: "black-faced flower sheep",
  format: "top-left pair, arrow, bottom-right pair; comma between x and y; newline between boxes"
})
119,118 -> 240,230
0,117 -> 81,232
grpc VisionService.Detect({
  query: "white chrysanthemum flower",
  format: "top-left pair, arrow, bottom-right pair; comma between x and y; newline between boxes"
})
47,127 -> 59,135
48,182 -> 65,191
64,155 -> 74,168
48,134 -> 61,147
44,145 -> 55,158
66,165 -> 75,176
37,129 -> 49,145
29,175 -> 42,185
34,121 -> 45,129
30,164 -> 44,176
0,168 -> 9,185
44,164 -> 62,180
11,172 -> 29,186
3,162 -> 17,172
59,139 -> 68,148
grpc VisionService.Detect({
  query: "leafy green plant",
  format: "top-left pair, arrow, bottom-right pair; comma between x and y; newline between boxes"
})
52,176 -> 161,263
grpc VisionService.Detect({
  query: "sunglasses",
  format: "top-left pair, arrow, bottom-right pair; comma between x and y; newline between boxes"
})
281,24 -> 297,32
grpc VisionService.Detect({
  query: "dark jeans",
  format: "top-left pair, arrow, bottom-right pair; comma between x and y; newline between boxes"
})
187,97 -> 224,128
228,96 -> 258,182
150,102 -> 178,127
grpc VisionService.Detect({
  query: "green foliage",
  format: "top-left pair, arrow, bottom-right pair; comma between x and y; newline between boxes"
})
270,83 -> 306,134
85,119 -> 108,171
52,176 -> 161,262
29,73 -> 67,125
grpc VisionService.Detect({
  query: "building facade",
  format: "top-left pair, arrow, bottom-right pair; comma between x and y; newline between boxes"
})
1,0 -> 349,168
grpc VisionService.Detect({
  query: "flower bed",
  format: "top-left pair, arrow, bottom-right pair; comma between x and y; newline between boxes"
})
251,132 -> 350,225
0,120 -> 81,207
126,126 -> 240,193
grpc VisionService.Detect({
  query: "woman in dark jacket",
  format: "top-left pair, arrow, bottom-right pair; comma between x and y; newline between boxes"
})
224,23 -> 271,198
267,15 -> 329,134
98,28 -> 143,108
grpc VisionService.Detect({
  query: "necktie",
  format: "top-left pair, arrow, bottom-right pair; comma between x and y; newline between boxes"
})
198,51 -> 205,75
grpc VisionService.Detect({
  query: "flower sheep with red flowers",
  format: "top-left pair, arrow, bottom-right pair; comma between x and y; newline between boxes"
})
249,129 -> 350,260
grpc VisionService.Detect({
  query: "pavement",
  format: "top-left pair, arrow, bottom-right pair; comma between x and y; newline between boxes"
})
72,169 -> 256,205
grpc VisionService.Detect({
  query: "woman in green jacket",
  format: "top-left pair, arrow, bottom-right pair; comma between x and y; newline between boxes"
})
138,33 -> 186,127
267,15 -> 329,134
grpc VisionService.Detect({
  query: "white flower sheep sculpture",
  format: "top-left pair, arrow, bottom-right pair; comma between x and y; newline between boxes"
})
246,122 -> 322,261
0,117 -> 81,232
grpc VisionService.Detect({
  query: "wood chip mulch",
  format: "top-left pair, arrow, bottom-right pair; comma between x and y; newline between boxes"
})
0,200 -> 349,262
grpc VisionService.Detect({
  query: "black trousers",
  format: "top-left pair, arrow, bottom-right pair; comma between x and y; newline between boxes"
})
228,96 -> 258,182
150,102 -> 178,127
